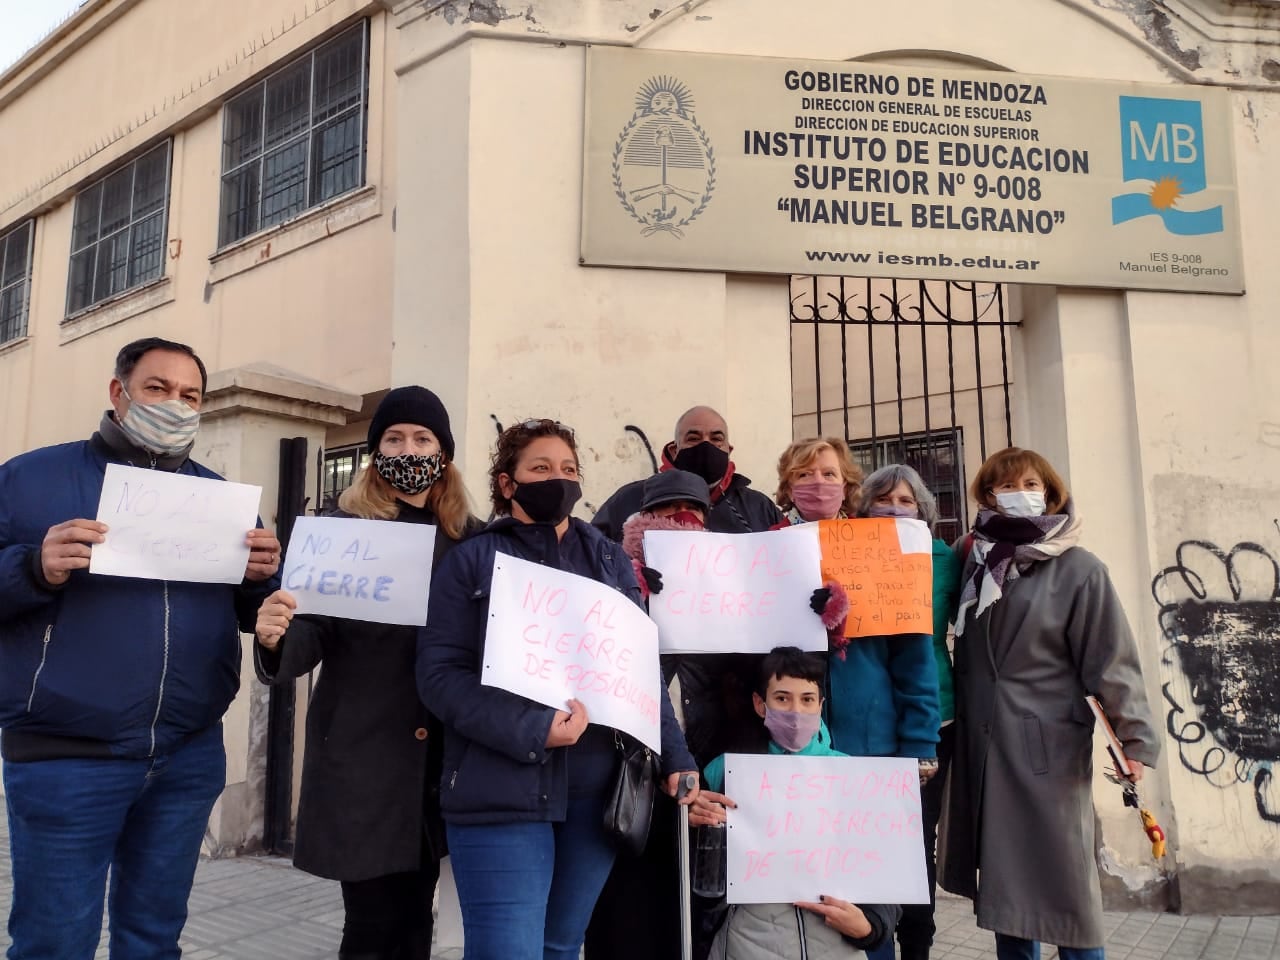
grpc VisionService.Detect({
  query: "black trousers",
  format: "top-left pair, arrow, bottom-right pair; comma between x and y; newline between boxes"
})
895,723 -> 955,960
339,858 -> 441,960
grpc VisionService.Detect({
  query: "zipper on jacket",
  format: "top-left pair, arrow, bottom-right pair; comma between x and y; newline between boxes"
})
147,582 -> 172,757
794,905 -> 809,960
449,770 -> 457,789
722,906 -> 736,960
25,625 -> 54,712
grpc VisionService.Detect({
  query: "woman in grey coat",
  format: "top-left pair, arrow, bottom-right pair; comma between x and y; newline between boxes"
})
937,447 -> 1159,960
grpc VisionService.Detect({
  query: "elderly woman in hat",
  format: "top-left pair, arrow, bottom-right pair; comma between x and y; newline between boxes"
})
253,386 -> 480,960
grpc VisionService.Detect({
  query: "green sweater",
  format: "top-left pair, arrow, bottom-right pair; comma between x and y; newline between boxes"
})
703,720 -> 844,793
932,538 -> 962,723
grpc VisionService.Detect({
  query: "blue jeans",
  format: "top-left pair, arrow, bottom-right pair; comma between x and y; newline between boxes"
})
4,724 -> 226,960
995,933 -> 1106,960
447,789 -> 618,960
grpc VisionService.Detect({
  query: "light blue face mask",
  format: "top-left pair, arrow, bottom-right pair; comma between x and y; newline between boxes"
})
118,389 -> 201,456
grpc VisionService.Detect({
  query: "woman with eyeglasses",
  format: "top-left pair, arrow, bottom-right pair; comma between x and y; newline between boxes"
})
253,386 -> 481,960
938,447 -> 1158,960
418,419 -> 699,960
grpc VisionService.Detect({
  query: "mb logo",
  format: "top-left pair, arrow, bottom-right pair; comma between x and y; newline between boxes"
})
1111,96 -> 1223,236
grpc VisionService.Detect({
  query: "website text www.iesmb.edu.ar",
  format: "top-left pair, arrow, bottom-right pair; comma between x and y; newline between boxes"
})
803,249 -> 1041,271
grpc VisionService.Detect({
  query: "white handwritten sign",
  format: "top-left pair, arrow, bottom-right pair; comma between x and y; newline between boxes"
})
643,527 -> 827,654
282,516 -> 437,626
482,552 -> 662,752
90,464 -> 261,584
725,754 -> 929,905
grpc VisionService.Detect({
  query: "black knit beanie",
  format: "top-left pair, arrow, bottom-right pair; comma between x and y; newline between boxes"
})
367,386 -> 455,460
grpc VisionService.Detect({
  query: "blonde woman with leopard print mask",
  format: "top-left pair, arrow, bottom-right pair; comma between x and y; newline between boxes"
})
253,386 -> 481,960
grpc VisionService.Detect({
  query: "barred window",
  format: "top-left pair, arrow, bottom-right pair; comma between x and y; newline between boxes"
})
66,142 -> 172,316
219,22 -> 369,247
0,221 -> 34,344
851,427 -> 966,545
320,443 -> 368,513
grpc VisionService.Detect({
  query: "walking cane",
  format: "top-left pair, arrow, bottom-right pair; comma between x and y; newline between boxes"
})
676,772 -> 699,960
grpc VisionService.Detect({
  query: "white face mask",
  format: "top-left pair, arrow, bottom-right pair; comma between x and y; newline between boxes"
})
995,490 -> 1046,518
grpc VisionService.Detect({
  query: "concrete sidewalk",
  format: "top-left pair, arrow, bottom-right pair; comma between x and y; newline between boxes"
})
0,816 -> 1276,959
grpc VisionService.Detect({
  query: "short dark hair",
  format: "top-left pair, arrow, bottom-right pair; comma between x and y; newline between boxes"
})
488,418 -> 579,515
756,646 -> 826,697
114,337 -> 208,393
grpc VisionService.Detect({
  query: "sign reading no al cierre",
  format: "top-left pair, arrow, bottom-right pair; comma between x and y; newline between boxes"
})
581,47 -> 1244,294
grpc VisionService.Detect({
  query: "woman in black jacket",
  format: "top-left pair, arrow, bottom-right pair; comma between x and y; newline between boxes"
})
254,387 -> 480,960
417,418 -> 699,960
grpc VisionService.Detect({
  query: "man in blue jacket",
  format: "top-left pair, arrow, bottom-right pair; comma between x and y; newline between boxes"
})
0,337 -> 281,960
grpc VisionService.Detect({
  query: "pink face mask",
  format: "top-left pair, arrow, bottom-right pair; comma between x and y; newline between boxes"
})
791,480 -> 846,521
763,707 -> 822,752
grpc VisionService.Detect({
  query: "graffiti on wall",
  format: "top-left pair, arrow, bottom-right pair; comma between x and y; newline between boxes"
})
1152,539 -> 1280,823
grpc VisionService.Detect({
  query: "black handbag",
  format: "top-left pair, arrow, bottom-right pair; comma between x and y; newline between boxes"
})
602,730 -> 659,856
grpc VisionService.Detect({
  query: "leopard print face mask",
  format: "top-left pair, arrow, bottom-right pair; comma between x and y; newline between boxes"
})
373,451 -> 445,495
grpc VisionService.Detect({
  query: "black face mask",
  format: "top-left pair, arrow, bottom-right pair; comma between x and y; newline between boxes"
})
511,478 -> 582,525
672,441 -> 730,485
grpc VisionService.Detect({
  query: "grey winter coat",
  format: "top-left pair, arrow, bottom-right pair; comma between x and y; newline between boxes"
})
938,546 -> 1159,948
708,901 -> 899,960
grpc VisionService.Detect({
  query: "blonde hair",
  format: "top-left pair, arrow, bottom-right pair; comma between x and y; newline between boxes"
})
338,459 -> 474,540
774,437 -> 863,514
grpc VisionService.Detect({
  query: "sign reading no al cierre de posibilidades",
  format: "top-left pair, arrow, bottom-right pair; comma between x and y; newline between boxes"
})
581,47 -> 1244,294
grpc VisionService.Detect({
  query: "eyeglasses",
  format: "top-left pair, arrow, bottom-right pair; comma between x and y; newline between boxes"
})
516,418 -> 574,437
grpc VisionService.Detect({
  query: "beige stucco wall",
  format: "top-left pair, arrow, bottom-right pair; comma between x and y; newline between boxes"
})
389,0 -> 1280,911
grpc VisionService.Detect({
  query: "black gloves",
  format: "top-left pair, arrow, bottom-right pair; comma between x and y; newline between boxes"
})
641,566 -> 664,595
809,587 -> 831,615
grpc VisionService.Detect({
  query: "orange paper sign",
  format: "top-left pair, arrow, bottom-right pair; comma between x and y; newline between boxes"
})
818,518 -> 933,638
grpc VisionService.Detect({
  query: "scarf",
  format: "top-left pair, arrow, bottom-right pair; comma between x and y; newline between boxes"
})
953,498 -> 1082,636
781,506 -> 848,526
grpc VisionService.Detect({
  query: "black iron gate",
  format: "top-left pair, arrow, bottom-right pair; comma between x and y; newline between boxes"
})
789,276 -> 1018,543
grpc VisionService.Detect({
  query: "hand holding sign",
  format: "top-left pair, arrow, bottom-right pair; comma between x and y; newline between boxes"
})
245,529 -> 282,582
255,590 -> 297,650
793,897 -> 873,939
546,698 -> 589,748
41,519 -> 109,586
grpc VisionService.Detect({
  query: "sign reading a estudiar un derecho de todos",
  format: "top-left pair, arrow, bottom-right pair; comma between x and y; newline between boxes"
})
580,47 -> 1244,294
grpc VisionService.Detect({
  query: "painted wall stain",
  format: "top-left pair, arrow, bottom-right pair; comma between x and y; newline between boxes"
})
1152,540 -> 1280,823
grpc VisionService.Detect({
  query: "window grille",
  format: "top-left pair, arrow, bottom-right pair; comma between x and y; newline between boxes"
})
850,428 -> 967,545
0,220 -> 33,343
67,142 -> 171,315
219,22 -> 369,247
320,443 -> 368,513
